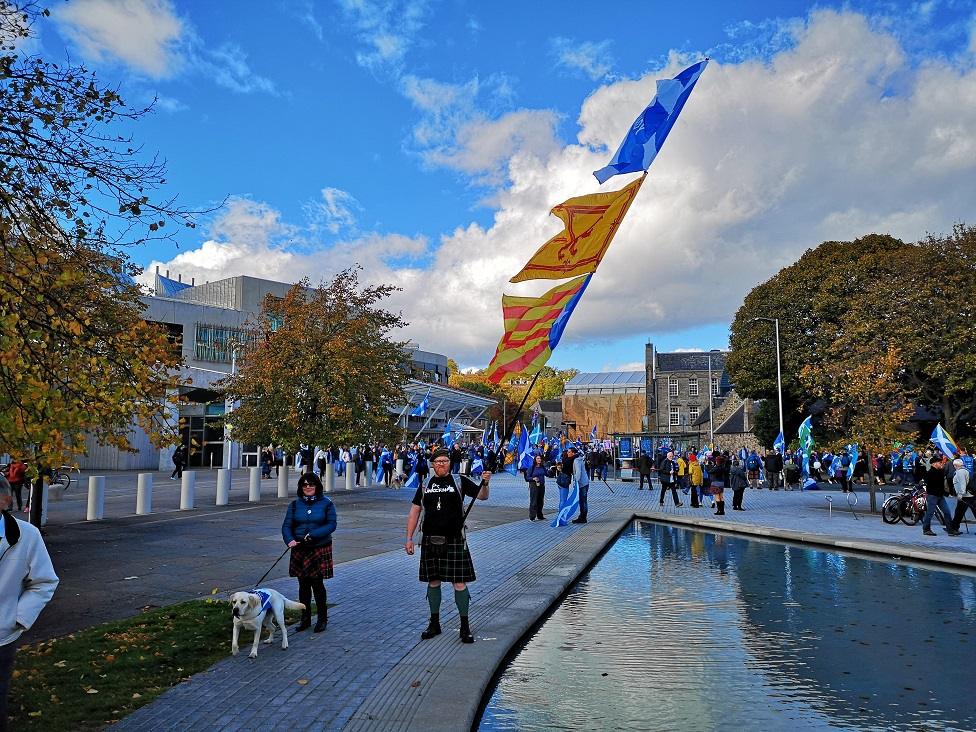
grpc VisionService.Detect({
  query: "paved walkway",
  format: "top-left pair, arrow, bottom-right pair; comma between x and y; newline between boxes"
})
110,474 -> 976,731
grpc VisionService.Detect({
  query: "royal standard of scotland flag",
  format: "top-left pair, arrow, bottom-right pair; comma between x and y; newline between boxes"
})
931,423 -> 959,459
593,59 -> 708,184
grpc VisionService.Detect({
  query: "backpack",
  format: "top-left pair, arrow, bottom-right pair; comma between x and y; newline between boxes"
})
746,456 -> 759,470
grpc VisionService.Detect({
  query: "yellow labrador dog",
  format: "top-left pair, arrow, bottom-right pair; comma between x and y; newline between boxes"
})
230,588 -> 305,659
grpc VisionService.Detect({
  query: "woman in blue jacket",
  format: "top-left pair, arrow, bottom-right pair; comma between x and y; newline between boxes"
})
282,473 -> 337,632
525,454 -> 547,521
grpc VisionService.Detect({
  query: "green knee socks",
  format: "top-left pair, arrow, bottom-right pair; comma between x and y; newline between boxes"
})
454,587 -> 470,615
427,584 -> 441,614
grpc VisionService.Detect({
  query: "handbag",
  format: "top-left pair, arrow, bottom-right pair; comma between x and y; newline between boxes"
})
556,472 -> 571,489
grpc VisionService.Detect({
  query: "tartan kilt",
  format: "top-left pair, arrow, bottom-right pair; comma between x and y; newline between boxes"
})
289,543 -> 334,579
747,469 -> 760,480
419,535 -> 476,584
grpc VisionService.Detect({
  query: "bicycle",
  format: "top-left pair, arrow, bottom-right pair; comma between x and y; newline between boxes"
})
881,482 -> 948,527
51,465 -> 77,492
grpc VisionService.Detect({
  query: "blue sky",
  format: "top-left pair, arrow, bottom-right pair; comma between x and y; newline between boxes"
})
38,0 -> 976,371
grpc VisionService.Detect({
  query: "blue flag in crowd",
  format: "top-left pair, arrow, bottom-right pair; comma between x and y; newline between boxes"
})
518,424 -> 534,470
409,388 -> 430,417
931,423 -> 959,459
774,431 -> 786,454
374,448 -> 391,483
471,456 -> 484,477
590,425 -> 598,442
552,476 -> 580,528
442,422 -> 456,448
593,59 -> 709,184
846,444 -> 859,480
404,450 -> 419,489
529,421 -> 542,445
492,421 -> 500,450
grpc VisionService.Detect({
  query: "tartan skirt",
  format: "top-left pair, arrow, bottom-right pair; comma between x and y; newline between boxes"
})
419,535 -> 476,584
289,543 -> 334,579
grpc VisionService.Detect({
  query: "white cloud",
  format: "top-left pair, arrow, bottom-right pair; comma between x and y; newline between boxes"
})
601,361 -> 644,372
146,10 -> 976,368
551,37 -> 614,81
53,0 -> 183,78
338,0 -> 429,73
303,187 -> 361,234
52,0 -> 276,94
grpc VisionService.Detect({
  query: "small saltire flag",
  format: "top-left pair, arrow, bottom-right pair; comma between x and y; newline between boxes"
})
509,177 -> 644,283
409,388 -> 431,417
931,423 -> 959,459
593,59 -> 708,184
517,423 -> 532,470
485,274 -> 591,383
773,431 -> 786,454
442,422 -> 456,448
590,425 -> 598,442
493,421 -> 500,450
552,474 -> 581,527
846,444 -> 859,481
529,421 -> 542,445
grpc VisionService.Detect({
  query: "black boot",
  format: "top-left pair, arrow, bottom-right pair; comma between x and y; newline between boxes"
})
714,500 -> 725,516
421,614 -> 441,640
571,514 -> 587,524
459,616 -> 474,644
295,609 -> 312,632
314,608 -> 328,632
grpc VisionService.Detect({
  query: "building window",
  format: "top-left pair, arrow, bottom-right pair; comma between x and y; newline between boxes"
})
688,378 -> 698,396
194,323 -> 251,363
668,377 -> 678,397
711,377 -> 720,396
669,406 -> 680,427
689,405 -> 700,422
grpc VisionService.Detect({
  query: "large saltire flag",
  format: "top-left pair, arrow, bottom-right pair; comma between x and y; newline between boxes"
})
773,431 -> 786,454
552,476 -> 580,527
593,59 -> 709,184
931,423 -> 959,459
509,177 -> 644,283
485,274 -> 591,383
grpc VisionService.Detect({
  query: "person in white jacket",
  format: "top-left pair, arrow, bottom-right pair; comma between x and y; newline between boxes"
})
0,475 -> 59,731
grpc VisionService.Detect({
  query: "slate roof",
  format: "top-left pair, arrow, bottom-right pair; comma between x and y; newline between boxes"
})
655,351 -> 728,373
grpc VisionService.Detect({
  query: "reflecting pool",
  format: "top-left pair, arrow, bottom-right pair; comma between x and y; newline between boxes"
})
479,520 -> 976,731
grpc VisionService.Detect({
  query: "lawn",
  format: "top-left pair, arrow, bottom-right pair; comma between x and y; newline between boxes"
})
8,598 -> 309,730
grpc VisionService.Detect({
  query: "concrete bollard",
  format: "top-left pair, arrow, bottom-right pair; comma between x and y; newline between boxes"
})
86,475 -> 105,521
345,462 -> 355,490
365,460 -> 373,487
277,468 -> 289,498
216,468 -> 230,506
137,473 -> 153,515
249,467 -> 261,502
396,458 -> 404,478
325,463 -> 335,493
180,471 -> 196,510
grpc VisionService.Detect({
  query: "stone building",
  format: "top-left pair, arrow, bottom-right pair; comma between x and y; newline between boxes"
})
645,343 -> 760,451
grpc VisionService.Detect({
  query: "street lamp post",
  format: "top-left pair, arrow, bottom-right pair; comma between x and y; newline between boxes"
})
750,317 -> 784,442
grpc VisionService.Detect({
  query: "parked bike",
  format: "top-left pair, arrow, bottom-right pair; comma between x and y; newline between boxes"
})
881,482 -> 947,527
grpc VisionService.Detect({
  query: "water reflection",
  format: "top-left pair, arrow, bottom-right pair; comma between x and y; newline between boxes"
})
479,521 -> 976,731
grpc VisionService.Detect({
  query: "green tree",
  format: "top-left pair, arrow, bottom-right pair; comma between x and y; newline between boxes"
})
0,2 -> 196,494
728,229 -> 976,439
221,270 -> 408,450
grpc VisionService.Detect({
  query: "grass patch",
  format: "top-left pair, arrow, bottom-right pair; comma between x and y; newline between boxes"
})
8,599 -> 313,730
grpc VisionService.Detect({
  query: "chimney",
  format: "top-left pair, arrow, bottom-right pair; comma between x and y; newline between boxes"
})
165,269 -> 170,278
178,273 -> 182,283
191,277 -> 195,286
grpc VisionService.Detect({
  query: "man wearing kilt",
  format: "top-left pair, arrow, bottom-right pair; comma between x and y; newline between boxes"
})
405,448 -> 490,644
282,473 -> 337,633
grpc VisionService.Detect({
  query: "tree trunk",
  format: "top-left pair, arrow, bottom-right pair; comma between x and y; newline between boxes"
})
867,454 -> 877,513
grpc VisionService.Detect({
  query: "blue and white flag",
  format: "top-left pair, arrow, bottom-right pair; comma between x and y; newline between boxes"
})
590,425 -> 598,442
471,456 -> 484,477
846,444 -> 859,481
529,421 -> 542,445
482,421 -> 492,448
404,450 -> 419,489
518,424 -> 534,470
593,59 -> 709,184
374,449 -> 391,482
798,415 -> 813,478
773,431 -> 786,454
931,423 -> 959,459
493,421 -> 500,451
552,479 -> 580,528
409,388 -> 430,417
442,422 -> 456,448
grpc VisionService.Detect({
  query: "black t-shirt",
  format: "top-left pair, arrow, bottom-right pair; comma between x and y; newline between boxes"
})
412,474 -> 483,537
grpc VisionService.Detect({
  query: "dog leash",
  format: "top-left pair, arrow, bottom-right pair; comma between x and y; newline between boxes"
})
254,545 -> 291,587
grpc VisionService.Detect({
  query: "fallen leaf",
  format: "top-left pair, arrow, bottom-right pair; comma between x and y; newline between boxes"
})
105,654 -> 116,663
53,660 -> 66,668
132,693 -> 142,699
297,679 -> 309,685
211,588 -> 219,595
86,689 -> 99,694
411,680 -> 421,688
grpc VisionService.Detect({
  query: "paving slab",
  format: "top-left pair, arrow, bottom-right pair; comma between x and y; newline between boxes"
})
112,475 -> 976,731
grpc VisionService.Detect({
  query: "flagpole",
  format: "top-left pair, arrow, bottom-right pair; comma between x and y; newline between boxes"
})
463,371 -> 542,523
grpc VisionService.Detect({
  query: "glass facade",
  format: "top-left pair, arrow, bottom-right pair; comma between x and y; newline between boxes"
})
194,323 -> 252,363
